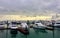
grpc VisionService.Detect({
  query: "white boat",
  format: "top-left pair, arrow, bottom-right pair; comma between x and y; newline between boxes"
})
9,23 -> 18,29
18,23 -> 29,35
0,23 -> 5,29
54,21 -> 60,28
33,22 -> 46,30
10,26 -> 18,29
20,23 -> 28,29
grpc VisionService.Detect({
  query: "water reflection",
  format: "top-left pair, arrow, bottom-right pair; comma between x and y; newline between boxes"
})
11,34 -> 17,38
0,30 -> 4,32
0,28 -> 59,38
10,29 -> 18,38
34,29 -> 47,34
0,30 -> 4,38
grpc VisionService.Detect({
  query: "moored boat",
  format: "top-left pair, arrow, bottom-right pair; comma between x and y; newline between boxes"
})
17,23 -> 29,35
33,22 -> 46,30
17,27 -> 29,35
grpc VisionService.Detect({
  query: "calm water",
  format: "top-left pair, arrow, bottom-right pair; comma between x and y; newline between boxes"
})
0,28 -> 60,38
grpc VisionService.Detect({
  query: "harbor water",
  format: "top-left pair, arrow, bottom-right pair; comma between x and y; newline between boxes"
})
0,28 -> 60,38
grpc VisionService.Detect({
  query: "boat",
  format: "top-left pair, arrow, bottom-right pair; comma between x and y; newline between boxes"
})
33,22 -> 46,30
0,23 -> 5,30
53,21 -> 60,28
17,23 -> 29,35
9,24 -> 18,34
48,21 -> 60,28
17,27 -> 29,35
8,21 -> 18,29
9,24 -> 18,30
46,27 -> 54,30
9,22 -> 18,34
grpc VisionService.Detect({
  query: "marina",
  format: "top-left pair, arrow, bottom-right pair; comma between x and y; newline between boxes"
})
0,0 -> 60,38
0,20 -> 59,38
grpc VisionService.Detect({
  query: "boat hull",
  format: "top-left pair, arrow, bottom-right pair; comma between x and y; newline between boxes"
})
17,27 -> 29,35
33,27 -> 45,30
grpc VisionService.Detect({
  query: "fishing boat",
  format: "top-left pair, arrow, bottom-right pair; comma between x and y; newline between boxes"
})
17,23 -> 29,35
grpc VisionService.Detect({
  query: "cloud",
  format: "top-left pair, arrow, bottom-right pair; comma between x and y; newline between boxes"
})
0,6 -> 5,9
0,0 -> 60,15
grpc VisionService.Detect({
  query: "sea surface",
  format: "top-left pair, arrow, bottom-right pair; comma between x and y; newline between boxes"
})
0,28 -> 60,38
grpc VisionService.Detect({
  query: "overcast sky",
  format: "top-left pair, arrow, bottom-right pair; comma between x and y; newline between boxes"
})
0,0 -> 60,15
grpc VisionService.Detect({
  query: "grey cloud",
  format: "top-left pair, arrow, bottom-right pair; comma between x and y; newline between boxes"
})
0,0 -> 59,15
